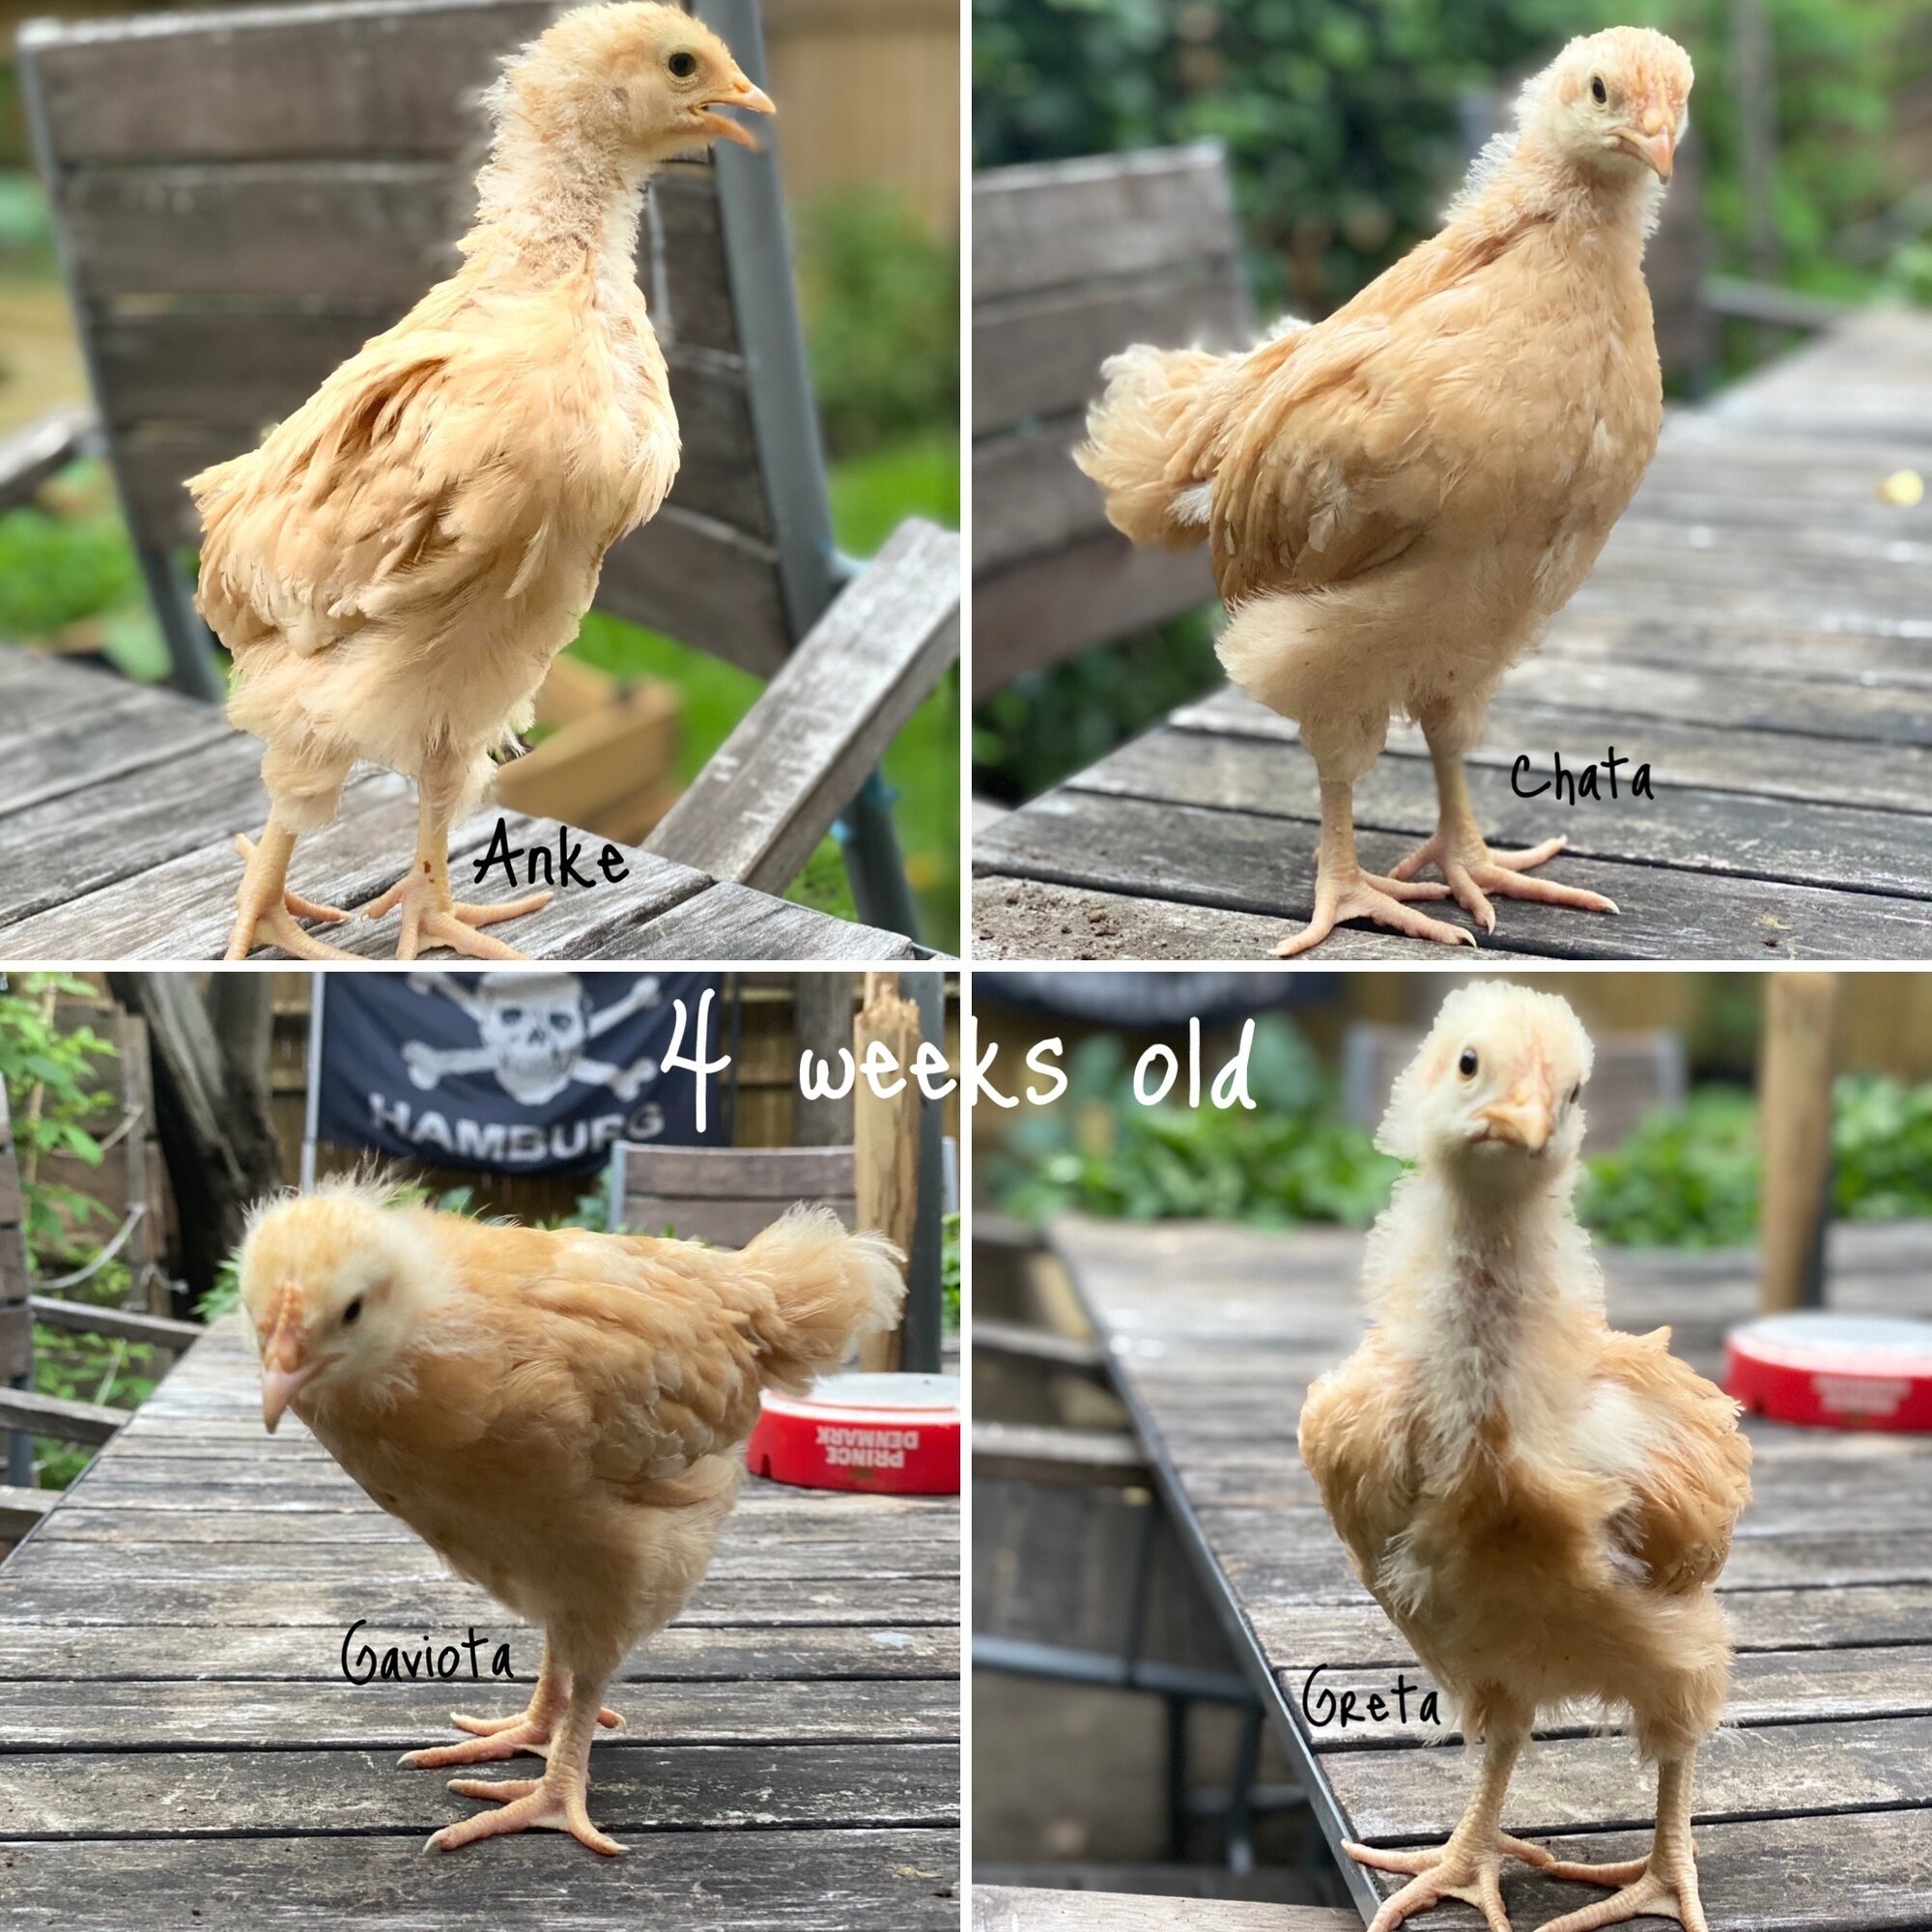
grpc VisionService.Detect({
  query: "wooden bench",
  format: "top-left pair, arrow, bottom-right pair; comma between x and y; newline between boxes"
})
14,0 -> 958,938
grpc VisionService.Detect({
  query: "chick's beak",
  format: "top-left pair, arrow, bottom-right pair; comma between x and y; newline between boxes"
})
701,71 -> 776,149
1477,1083 -> 1555,1154
259,1286 -> 316,1435
1632,109 -> 1675,181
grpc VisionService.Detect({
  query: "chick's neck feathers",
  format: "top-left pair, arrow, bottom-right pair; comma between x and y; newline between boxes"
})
462,84 -> 649,293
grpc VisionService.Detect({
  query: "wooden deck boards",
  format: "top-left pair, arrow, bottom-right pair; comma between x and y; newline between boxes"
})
975,308 -> 1932,961
0,650 -> 919,962
1054,1214 -> 1932,1926
0,1318 -> 960,1928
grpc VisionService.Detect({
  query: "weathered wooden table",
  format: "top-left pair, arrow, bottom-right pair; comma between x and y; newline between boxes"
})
976,309 -> 1932,961
0,648 -> 922,962
0,1317 -> 960,1927
1054,1213 -> 1932,1925
973,1886 -> 1355,1930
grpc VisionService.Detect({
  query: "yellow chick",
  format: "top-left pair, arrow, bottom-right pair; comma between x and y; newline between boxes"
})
194,3 -> 773,962
1079,29 -> 1691,956
238,1181 -> 901,1855
1299,983 -> 1750,1931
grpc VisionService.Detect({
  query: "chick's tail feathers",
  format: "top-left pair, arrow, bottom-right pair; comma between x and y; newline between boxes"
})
738,1206 -> 905,1394
1074,343 -> 1227,551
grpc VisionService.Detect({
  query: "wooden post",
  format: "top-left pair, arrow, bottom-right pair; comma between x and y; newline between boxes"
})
792,973 -> 856,1148
854,971 -> 918,1373
0,1084 -> 34,1490
1759,973 -> 1839,1313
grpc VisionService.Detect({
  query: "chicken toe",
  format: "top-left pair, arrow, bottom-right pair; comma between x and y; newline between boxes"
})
225,831 -> 359,962
1349,1837 -> 1520,1932
359,861 -> 553,961
429,1684 -> 625,1857
1391,827 -> 1619,929
1530,1858 -> 1707,1932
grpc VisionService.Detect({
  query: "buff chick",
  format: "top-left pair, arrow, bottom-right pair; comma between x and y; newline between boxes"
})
193,4 -> 773,962
1078,29 -> 1690,957
237,1182 -> 902,1855
1299,983 -> 1750,1932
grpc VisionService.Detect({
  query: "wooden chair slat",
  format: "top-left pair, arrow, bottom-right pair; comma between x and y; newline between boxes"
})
98,319 -> 771,538
622,1145 -> 857,1200
972,268 -> 1249,437
971,536 -> 1215,701
22,0 -> 558,166
972,141 -> 1241,303
974,420 -> 1113,574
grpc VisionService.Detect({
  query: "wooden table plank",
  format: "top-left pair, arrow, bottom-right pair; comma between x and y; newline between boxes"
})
1053,1214 -> 1932,1927
0,648 -> 913,961
0,1833 -> 961,1930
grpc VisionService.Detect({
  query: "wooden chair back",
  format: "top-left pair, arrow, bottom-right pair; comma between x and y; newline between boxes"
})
1340,1022 -> 1689,1153
609,1141 -> 855,1248
971,143 -> 1252,700
20,0 -> 838,697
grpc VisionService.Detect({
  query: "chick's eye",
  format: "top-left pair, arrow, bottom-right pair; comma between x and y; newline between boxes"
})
1590,74 -> 1608,104
668,49 -> 697,77
342,1297 -> 363,1327
1458,1048 -> 1479,1078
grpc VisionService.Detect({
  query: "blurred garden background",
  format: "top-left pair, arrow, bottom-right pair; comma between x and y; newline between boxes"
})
0,0 -> 961,949
972,0 -> 1932,809
975,969 -> 1932,1248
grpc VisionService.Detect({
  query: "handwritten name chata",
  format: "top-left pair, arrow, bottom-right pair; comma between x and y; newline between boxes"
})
340,1619 -> 516,1687
1511,747 -> 1653,804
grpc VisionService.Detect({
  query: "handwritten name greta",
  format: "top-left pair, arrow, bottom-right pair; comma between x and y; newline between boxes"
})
1510,747 -> 1654,804
340,1620 -> 516,1687
1300,1663 -> 1442,1732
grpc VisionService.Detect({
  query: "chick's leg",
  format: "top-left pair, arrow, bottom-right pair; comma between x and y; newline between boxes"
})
401,1640 -> 622,1770
1346,1728 -> 1556,1932
1531,1754 -> 1709,1932
1390,717 -> 1617,932
1276,776 -> 1468,959
359,752 -> 551,960
223,822 -> 356,961
434,1673 -> 626,1857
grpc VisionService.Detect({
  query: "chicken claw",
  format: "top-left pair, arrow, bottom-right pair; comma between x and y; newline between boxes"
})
1531,1855 -> 1707,1932
401,1698 -> 622,1769
1277,867 -> 1471,959
225,833 -> 359,961
1349,1833 -> 1557,1932
359,862 -> 553,961
1390,828 -> 1619,933
434,1772 -> 625,1858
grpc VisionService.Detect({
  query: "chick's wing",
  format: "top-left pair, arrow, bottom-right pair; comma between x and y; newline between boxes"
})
1299,1330 -> 1422,1588
1597,1327 -> 1753,1595
192,284 -> 675,660
465,1238 -> 769,1498
1191,230 -> 1538,608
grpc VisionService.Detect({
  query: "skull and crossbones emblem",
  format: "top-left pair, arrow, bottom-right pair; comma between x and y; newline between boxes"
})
402,973 -> 661,1105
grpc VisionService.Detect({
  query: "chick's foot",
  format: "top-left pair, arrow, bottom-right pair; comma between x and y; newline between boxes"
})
1276,867 -> 1469,959
359,863 -> 553,961
400,1700 -> 622,1770
1389,828 -> 1618,933
1349,1833 -> 1555,1932
224,835 -> 358,962
434,1764 -> 624,1858
1530,1852 -> 1708,1932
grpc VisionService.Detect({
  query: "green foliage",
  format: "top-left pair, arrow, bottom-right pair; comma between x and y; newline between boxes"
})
0,167 -> 53,274
942,1209 -> 961,1332
1575,1084 -> 1760,1247
798,188 -> 960,460
985,1014 -> 1403,1228
973,608 -> 1220,803
975,0 -> 1919,318
0,973 -> 116,1259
